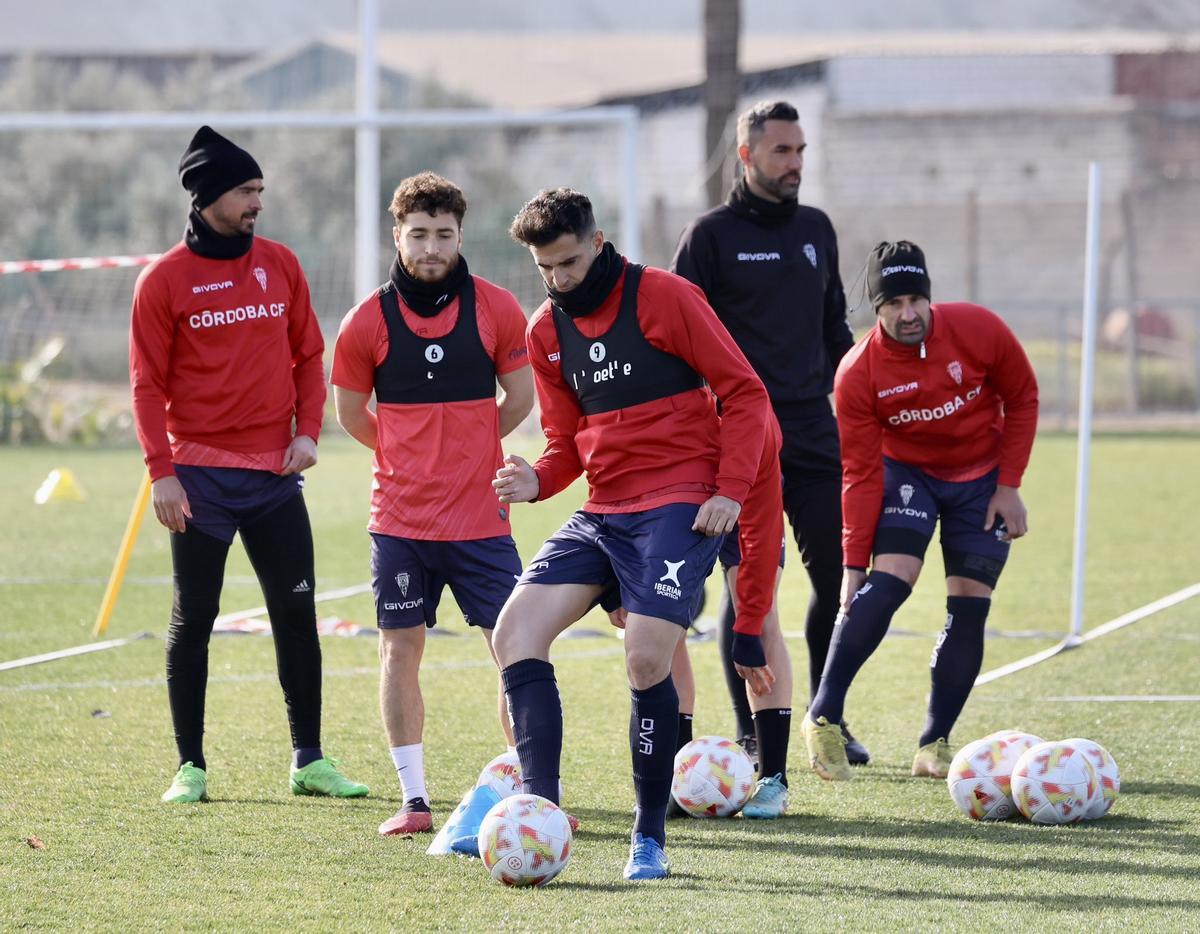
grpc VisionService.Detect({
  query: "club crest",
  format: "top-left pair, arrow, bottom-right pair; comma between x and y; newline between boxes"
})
395,572 -> 410,597
253,266 -> 268,292
900,483 -> 914,506
947,360 -> 963,385
803,243 -> 818,268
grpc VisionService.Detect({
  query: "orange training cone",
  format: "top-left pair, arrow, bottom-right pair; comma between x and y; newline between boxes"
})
34,467 -> 87,504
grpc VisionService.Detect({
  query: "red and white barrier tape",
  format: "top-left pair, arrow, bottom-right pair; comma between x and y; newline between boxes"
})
1,254 -> 162,276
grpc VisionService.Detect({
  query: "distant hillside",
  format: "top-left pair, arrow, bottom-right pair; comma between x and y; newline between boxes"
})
3,0 -> 1199,53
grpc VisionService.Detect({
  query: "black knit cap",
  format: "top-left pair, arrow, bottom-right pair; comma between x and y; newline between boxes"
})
178,126 -> 263,210
867,240 -> 931,311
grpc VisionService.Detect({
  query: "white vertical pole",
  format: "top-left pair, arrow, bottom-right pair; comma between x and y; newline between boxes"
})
354,0 -> 381,301
618,109 -> 641,261
1069,162 -> 1103,643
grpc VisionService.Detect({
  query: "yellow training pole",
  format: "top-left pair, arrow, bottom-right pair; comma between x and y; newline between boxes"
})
93,471 -> 152,638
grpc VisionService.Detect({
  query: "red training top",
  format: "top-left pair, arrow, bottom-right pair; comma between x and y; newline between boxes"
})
833,302 -> 1039,568
526,263 -> 770,512
731,414 -> 784,636
129,236 -> 326,481
330,276 -> 529,540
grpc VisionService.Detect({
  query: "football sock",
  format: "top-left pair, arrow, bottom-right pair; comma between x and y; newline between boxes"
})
390,743 -> 428,804
810,570 -> 912,725
293,746 -> 323,769
502,658 -> 562,804
920,596 -> 990,746
166,523 -> 231,774
676,712 -> 694,753
630,675 -> 679,849
753,707 -> 792,786
804,563 -> 844,702
717,584 -> 755,739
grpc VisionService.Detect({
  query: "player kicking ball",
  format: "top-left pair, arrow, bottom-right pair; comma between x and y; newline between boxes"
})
802,241 -> 1039,780
492,188 -> 772,880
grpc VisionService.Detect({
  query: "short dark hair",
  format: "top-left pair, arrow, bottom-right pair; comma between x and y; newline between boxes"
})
736,100 -> 800,147
509,188 -> 596,247
389,171 -> 466,225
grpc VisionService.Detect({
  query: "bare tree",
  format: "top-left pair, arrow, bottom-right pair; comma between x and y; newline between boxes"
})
703,0 -> 740,208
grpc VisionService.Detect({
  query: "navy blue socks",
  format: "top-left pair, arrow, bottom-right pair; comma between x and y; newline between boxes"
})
920,596 -> 990,746
630,675 -> 679,848
810,570 -> 912,724
753,707 -> 792,785
502,658 -> 562,804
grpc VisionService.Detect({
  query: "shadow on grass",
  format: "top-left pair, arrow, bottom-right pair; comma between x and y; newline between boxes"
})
1121,781 -> 1200,799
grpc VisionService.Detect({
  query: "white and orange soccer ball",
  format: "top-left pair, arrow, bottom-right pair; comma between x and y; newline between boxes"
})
946,731 -> 1043,821
671,735 -> 756,818
1011,740 -> 1097,824
476,750 -> 523,800
1063,737 -> 1120,819
477,794 -> 572,887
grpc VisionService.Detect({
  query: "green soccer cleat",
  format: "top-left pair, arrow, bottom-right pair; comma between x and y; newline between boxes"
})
161,762 -> 208,804
912,738 -> 953,778
741,773 -> 788,819
290,757 -> 370,798
802,714 -> 852,782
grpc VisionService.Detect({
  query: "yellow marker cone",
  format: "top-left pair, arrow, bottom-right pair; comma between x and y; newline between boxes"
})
34,467 -> 87,504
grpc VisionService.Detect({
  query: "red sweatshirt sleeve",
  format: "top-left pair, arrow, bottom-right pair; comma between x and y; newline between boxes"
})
526,309 -> 586,501
733,417 -> 784,635
834,344 -> 885,569
283,251 -> 326,441
639,272 -> 770,505
129,266 -> 177,480
984,312 -> 1039,486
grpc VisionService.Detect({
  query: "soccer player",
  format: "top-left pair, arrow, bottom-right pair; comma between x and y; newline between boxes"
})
330,172 -> 534,836
802,240 -> 1039,781
671,100 -> 870,767
492,188 -> 772,880
130,126 -> 367,804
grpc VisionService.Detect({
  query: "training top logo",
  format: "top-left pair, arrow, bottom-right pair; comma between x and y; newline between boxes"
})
395,572 -> 410,597
947,361 -> 963,385
803,243 -> 818,268
253,266 -> 268,292
192,279 -> 234,295
736,251 -> 782,262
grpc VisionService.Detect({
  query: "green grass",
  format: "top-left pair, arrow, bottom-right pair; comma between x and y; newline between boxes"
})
2,432 -> 1199,930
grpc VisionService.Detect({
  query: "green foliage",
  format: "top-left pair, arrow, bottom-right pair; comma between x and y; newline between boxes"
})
1,433 -> 1198,928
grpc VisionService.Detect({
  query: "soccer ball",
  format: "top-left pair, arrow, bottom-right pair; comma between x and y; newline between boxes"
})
1012,740 -> 1097,824
477,794 -> 572,887
477,750 -> 523,799
946,732 -> 1041,820
671,735 -> 756,818
1063,737 -> 1120,819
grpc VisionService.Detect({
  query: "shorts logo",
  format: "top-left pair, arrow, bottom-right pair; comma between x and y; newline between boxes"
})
947,360 -> 963,385
803,243 -> 818,268
253,266 -> 268,292
589,342 -> 606,363
425,344 -> 444,364
383,598 -> 423,611
529,560 -> 551,571
655,559 -> 685,600
395,572 -> 410,597
900,484 -> 914,507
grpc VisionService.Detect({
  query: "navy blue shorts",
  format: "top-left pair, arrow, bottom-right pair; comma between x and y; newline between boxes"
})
717,521 -> 787,571
518,504 -> 723,627
873,459 -> 1010,587
175,465 -> 302,545
370,533 -> 522,630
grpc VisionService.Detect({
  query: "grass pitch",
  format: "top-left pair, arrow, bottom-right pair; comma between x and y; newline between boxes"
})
2,432 -> 1198,930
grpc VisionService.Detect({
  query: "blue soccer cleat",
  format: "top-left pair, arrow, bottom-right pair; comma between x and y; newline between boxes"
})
622,833 -> 670,881
425,785 -> 502,856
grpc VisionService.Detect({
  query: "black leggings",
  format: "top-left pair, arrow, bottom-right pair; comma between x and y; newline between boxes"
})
165,493 -> 322,768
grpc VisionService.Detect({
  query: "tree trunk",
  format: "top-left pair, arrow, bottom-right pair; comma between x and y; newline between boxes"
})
704,0 -> 741,208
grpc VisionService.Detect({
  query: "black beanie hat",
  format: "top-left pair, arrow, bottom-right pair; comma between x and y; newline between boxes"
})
867,240 -> 931,311
178,126 -> 263,210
